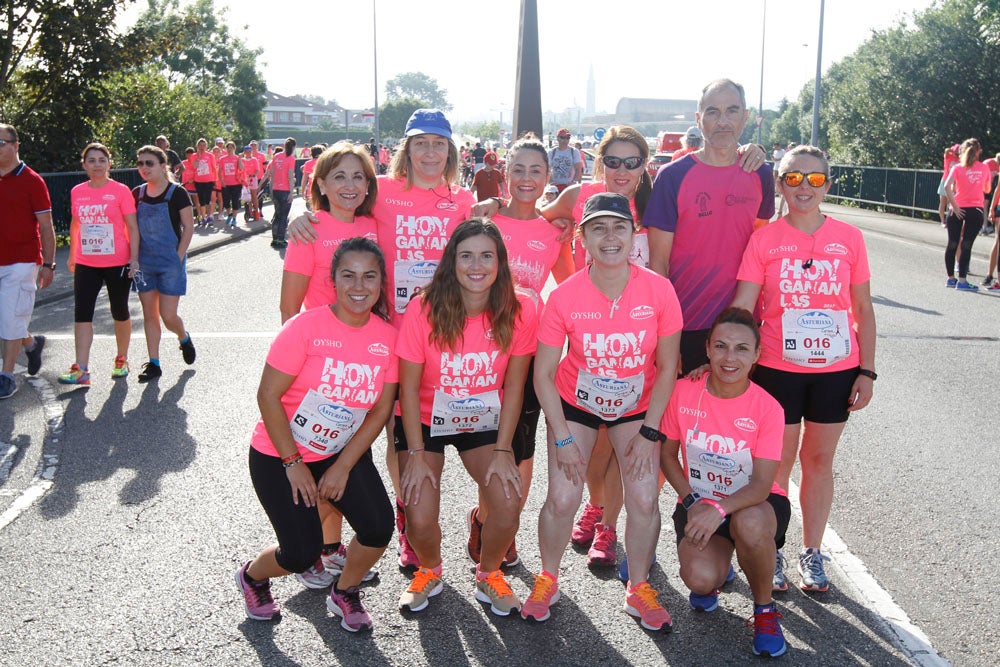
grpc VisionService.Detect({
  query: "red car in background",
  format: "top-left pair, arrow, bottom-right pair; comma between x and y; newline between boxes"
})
646,130 -> 686,180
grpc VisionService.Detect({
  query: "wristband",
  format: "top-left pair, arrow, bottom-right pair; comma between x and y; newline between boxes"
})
281,453 -> 303,468
698,498 -> 727,520
555,434 -> 575,449
494,448 -> 515,455
857,369 -> 878,381
408,448 -> 425,455
638,424 -> 666,443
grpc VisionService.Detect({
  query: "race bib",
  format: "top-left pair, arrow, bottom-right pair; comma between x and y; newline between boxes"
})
685,437 -> 753,500
781,309 -> 851,368
574,370 -> 644,420
430,389 -> 501,437
290,389 -> 366,456
394,259 -> 438,313
196,159 -> 211,176
81,224 -> 114,256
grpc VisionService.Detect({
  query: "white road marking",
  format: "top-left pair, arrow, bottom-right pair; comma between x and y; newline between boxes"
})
787,481 -> 949,666
0,444 -> 18,485
35,331 -> 279,341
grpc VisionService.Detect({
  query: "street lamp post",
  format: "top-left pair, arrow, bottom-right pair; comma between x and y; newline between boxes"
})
373,1 -> 380,149
757,0 -> 766,146
811,0 -> 825,146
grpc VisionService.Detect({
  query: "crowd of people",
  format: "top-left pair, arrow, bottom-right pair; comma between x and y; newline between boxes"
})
1,77 -> 884,659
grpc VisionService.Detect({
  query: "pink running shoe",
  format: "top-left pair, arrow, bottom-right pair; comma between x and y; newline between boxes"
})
235,561 -> 279,620
571,502 -> 604,547
521,572 -> 560,622
327,585 -> 373,632
398,532 -> 419,570
587,523 -> 617,566
625,581 -> 672,632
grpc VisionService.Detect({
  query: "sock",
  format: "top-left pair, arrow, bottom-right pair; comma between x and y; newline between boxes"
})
476,564 -> 490,581
78,364 -> 88,372
323,542 -> 341,555
23,338 -> 36,352
243,568 -> 258,585
541,569 -> 558,582
803,547 -> 821,555
0,371 -> 14,381
149,358 -> 160,367
179,333 -> 190,345
755,602 -> 776,613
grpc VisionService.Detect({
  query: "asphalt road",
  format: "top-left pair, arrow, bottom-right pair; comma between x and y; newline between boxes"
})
0,200 -> 995,666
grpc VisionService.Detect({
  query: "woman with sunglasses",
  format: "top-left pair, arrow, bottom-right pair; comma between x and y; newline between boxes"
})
524,193 -> 682,632
395,218 -> 536,616
730,145 -> 876,593
132,145 -> 196,383
58,143 -> 139,384
942,138 -> 992,291
236,238 -> 398,632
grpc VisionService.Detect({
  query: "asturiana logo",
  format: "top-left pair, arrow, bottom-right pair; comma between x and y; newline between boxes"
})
797,311 -> 834,329
436,200 -> 458,211
734,417 -> 758,432
824,243 -> 848,255
448,397 -> 486,412
318,404 -> 354,424
408,261 -> 438,279
527,240 -> 547,252
699,452 -> 737,470
630,305 -> 655,320
368,342 -> 390,357
593,378 -> 630,394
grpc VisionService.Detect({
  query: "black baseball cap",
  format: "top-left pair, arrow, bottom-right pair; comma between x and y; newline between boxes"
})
580,192 -> 633,226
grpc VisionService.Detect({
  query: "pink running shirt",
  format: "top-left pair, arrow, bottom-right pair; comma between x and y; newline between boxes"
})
491,213 -> 562,302
396,291 -> 538,426
282,212 -> 379,311
219,155 -> 242,186
70,180 -> 137,268
947,162 -> 992,208
250,306 -> 399,462
271,153 -> 296,191
537,264 -> 683,418
193,151 -> 216,183
737,216 -> 870,373
661,374 -> 786,500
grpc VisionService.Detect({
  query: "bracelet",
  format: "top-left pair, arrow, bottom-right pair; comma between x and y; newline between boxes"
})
555,434 -> 575,449
494,448 -> 515,455
408,448 -> 425,455
698,498 -> 727,520
281,453 -> 303,468
639,424 -> 666,443
280,452 -> 301,464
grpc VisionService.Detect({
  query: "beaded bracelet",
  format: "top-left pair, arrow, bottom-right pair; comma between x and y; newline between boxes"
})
555,434 -> 576,449
408,448 -> 426,455
281,453 -> 303,468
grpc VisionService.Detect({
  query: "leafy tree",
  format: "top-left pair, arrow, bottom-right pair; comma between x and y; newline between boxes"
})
225,53 -> 267,142
456,121 -> 502,143
385,72 -> 450,110
379,97 -> 424,138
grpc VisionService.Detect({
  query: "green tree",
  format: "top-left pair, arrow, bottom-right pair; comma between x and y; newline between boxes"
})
385,72 -> 450,110
379,97 -> 424,138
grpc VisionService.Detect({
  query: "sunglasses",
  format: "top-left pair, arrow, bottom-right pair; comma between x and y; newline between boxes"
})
601,155 -> 644,170
136,159 -> 160,168
780,171 -> 828,187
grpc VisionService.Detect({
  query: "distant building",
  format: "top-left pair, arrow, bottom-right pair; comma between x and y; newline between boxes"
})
614,97 -> 697,130
262,91 -> 344,132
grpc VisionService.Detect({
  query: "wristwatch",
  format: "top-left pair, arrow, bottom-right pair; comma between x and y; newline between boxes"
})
857,369 -> 878,381
638,424 -> 666,443
682,492 -> 702,510
41,262 -> 56,271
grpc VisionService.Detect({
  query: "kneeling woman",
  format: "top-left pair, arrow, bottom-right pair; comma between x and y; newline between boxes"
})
660,308 -> 789,658
396,218 -> 537,617
526,193 -> 682,632
236,238 -> 398,632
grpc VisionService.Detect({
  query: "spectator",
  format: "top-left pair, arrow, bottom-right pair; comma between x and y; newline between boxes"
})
471,151 -> 507,202
0,123 -> 54,399
156,135 -> 183,176
471,141 -> 487,175
670,126 -> 703,162
548,128 -> 582,192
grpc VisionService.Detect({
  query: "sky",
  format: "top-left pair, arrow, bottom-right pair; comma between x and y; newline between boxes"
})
119,0 -> 935,123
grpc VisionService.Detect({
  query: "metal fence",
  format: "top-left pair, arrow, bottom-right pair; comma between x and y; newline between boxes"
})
825,164 -> 944,217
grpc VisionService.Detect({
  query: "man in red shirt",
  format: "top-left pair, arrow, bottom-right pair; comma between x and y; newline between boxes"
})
471,151 -> 507,202
0,123 -> 55,399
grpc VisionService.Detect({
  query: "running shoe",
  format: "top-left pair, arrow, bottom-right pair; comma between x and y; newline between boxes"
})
179,333 -> 196,364
725,563 -> 736,585
503,538 -> 520,568
475,568 -> 521,616
295,559 -> 335,589
111,355 -> 129,379
624,582 -> 672,632
956,281 -> 979,291
58,364 -> 90,385
321,544 -> 377,582
990,282 -> 1000,292
618,553 -> 660,583
587,523 -> 617,566
773,550 -> 788,592
748,604 -> 787,657
327,584 -> 372,632
571,502 -> 604,546
982,275 -> 995,286
398,533 -> 419,570
235,561 -> 279,620
466,506 -> 483,564
946,277 -> 958,288
137,361 -> 162,383
398,567 -> 442,612
689,588 -> 720,613
25,334 -> 45,375
798,548 -> 831,592
0,374 -> 16,400
521,572 -> 560,622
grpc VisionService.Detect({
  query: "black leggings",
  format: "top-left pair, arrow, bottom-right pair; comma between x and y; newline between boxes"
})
222,184 -> 242,211
945,207 -> 984,279
73,264 -> 132,322
248,447 -> 394,574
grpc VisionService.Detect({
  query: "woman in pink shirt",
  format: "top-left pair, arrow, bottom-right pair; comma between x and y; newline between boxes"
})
525,192 -> 682,632
733,145 -> 876,594
938,144 -> 960,225
263,137 -> 298,248
236,238 -> 399,632
59,143 -> 139,384
218,141 -> 244,228
943,138 -> 992,290
395,219 -> 536,617
241,145 -> 262,222
191,138 -> 216,225
660,308 -> 789,658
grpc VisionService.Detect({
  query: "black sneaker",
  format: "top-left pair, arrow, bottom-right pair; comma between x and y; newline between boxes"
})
25,334 -> 45,375
137,362 -> 162,383
983,275 -> 995,287
179,334 -> 196,365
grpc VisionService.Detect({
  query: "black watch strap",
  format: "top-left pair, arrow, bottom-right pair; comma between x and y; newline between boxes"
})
639,424 -> 666,443
42,262 -> 56,270
857,368 -> 877,381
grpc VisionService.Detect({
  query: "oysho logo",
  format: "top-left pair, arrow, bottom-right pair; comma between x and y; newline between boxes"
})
679,406 -> 707,418
527,240 -> 547,252
312,338 -> 343,348
824,243 -> 848,256
797,311 -> 834,329
699,451 -> 737,470
385,198 -> 414,207
734,417 -> 758,432
318,403 -> 354,424
408,261 -> 438,279
630,305 -> 654,321
448,397 -> 486,412
368,342 -> 390,357
593,378 -> 630,394
570,312 -> 602,320
769,245 -> 798,255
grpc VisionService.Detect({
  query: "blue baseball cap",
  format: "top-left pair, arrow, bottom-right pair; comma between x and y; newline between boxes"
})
404,109 -> 452,139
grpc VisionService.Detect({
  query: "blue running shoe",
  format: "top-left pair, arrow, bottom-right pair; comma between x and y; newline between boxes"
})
749,604 -> 787,657
946,277 -> 958,288
618,553 -> 658,583
956,281 -> 979,291
689,589 -> 719,612
725,564 -> 736,585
